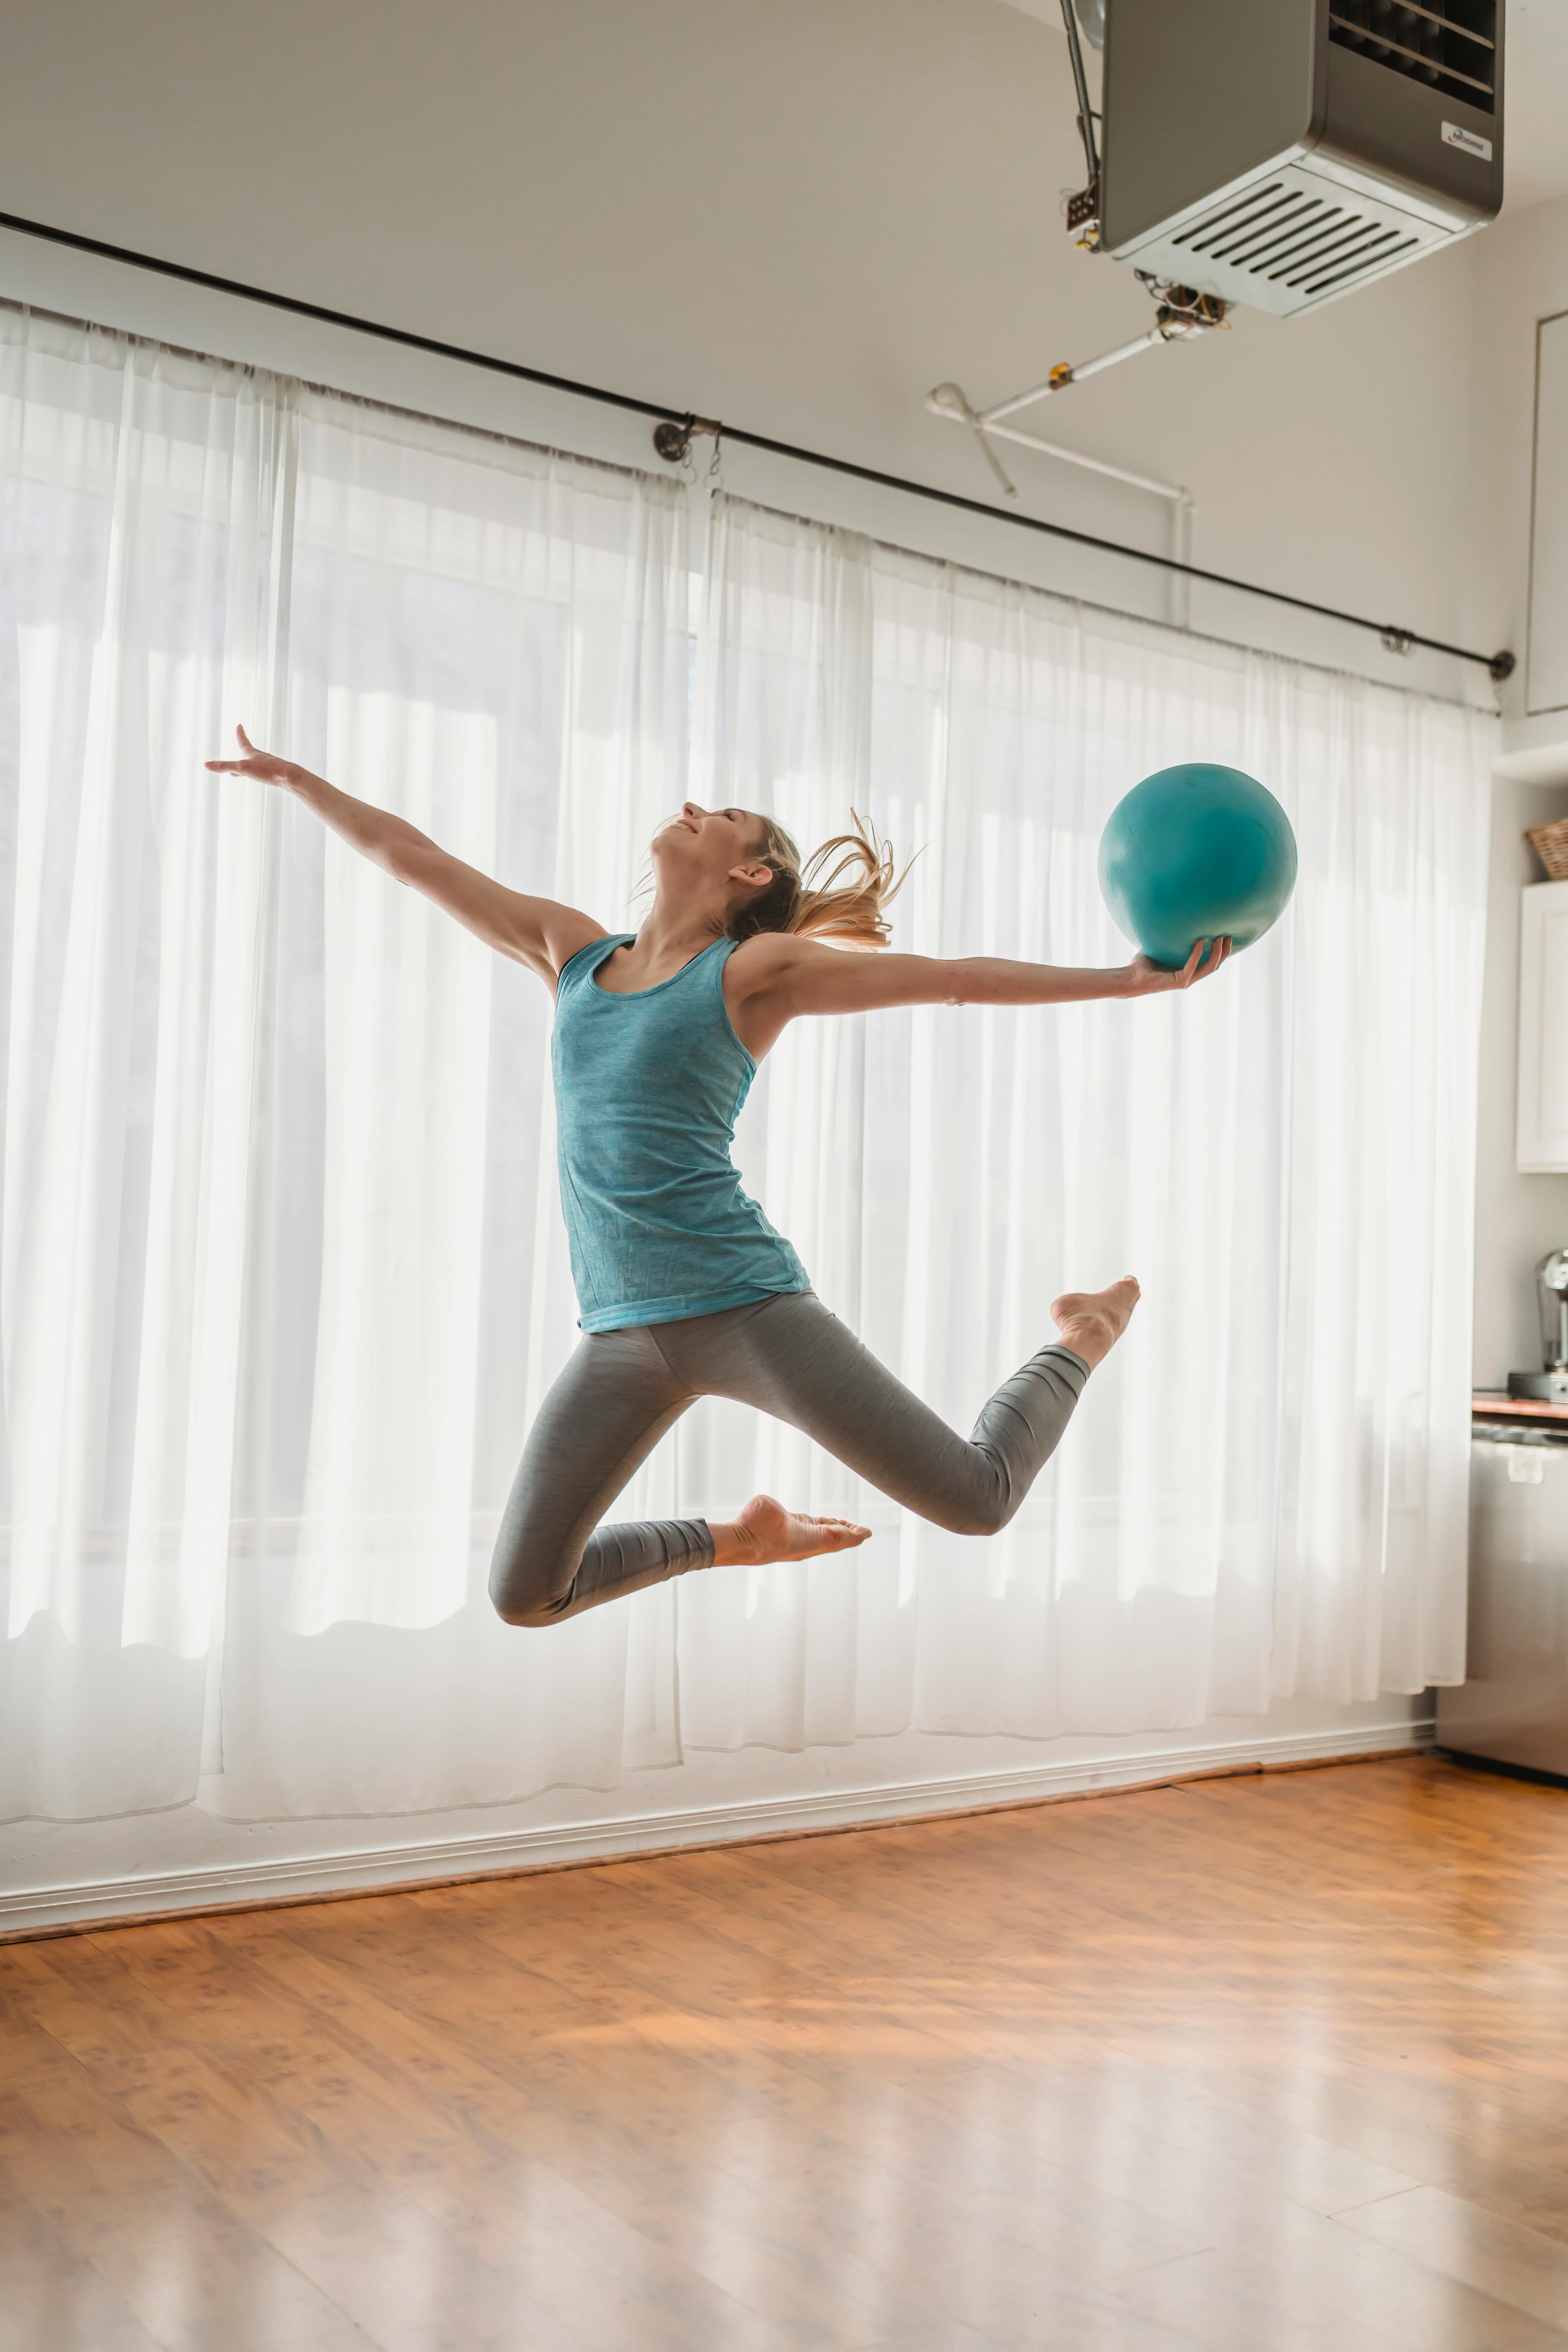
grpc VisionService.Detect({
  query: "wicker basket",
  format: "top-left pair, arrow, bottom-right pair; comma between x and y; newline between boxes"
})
1527,818 -> 1568,881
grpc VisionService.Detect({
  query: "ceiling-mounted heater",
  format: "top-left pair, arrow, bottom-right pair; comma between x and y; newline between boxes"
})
929,0 -> 1503,512
1100,0 -> 1503,316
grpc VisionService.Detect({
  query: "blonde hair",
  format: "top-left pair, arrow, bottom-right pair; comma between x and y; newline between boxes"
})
730,812 -> 906,950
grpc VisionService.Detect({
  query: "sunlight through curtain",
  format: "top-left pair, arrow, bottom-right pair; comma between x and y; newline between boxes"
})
688,498 -> 1492,1750
0,313 -> 1492,1822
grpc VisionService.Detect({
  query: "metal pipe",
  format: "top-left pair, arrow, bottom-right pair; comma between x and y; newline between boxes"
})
981,372 -> 1074,425
927,387 -> 1186,503
984,415 -> 1185,501
1067,328 -> 1181,382
0,209 -> 1516,684
924,384 -> 1023,501
981,327 -> 1170,422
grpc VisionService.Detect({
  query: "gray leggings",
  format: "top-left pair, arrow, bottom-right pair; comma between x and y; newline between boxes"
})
488,1289 -> 1087,1627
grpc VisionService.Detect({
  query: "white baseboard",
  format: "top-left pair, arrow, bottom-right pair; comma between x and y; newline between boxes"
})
0,1717 -> 1434,1941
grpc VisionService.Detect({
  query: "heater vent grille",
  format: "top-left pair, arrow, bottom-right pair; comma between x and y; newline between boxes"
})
1328,0 -> 1497,115
1170,183 -> 1420,297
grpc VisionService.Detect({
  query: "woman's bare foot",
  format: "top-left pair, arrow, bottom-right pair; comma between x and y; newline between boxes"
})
1049,1276 -> 1141,1372
709,1494 -> 871,1568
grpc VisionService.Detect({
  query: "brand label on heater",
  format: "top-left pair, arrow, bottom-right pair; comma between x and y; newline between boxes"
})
1443,122 -> 1493,160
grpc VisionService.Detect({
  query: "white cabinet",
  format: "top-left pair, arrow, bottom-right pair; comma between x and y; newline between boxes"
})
1517,880 -> 1568,1171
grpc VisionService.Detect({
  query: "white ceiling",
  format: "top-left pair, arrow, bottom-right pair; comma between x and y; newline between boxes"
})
995,0 -> 1568,214
0,0 -> 1533,680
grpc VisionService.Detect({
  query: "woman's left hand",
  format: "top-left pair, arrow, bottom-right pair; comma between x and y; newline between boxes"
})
204,724 -> 305,791
1126,937 -> 1233,994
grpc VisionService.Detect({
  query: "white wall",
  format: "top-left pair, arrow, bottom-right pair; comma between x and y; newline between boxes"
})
1466,194 -> 1568,1384
1472,191 -> 1568,756
0,1697 -> 1425,1938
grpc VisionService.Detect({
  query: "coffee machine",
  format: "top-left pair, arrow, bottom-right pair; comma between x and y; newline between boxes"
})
1508,1248 -> 1568,1402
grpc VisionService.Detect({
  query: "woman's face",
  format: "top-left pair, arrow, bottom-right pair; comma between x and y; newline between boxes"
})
652,803 -> 771,896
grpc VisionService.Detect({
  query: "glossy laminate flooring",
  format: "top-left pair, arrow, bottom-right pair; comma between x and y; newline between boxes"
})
4,1755 -> 1568,2352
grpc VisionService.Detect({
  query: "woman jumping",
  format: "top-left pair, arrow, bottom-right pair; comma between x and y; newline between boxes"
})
207,728 -> 1230,1626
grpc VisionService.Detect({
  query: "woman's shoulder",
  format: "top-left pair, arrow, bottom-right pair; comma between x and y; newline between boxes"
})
726,931 -> 859,992
720,932 -> 801,999
556,932 -> 630,995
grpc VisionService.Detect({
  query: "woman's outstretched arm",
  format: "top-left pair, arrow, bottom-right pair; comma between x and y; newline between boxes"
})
726,931 -> 1230,1055
205,727 -> 604,986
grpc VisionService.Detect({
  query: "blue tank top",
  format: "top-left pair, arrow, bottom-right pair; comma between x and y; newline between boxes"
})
552,933 -> 811,1334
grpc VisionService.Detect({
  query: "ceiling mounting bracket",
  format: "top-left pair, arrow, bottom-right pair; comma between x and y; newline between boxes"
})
1058,0 -> 1102,245
1386,625 -> 1514,682
652,414 -> 722,467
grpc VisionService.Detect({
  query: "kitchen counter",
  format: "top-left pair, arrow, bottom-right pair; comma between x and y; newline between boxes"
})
1473,1393 -> 1568,1425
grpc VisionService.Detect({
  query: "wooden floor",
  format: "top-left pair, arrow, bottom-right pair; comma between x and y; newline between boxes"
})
4,1757 -> 1568,2352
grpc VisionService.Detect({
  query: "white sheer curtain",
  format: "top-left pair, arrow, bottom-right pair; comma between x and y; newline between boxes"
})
0,310 -> 691,1819
691,498 -> 1492,1749
0,312 -> 1492,1825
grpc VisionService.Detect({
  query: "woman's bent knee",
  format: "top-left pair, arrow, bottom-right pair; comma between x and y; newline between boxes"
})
936,1487 -> 1015,1539
489,1590 -> 561,1629
487,1543 -> 575,1628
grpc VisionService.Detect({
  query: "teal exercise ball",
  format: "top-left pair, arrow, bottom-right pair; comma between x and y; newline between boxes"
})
1098,763 -> 1297,971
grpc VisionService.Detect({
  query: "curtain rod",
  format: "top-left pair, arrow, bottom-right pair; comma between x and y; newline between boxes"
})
0,208 -> 1515,686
